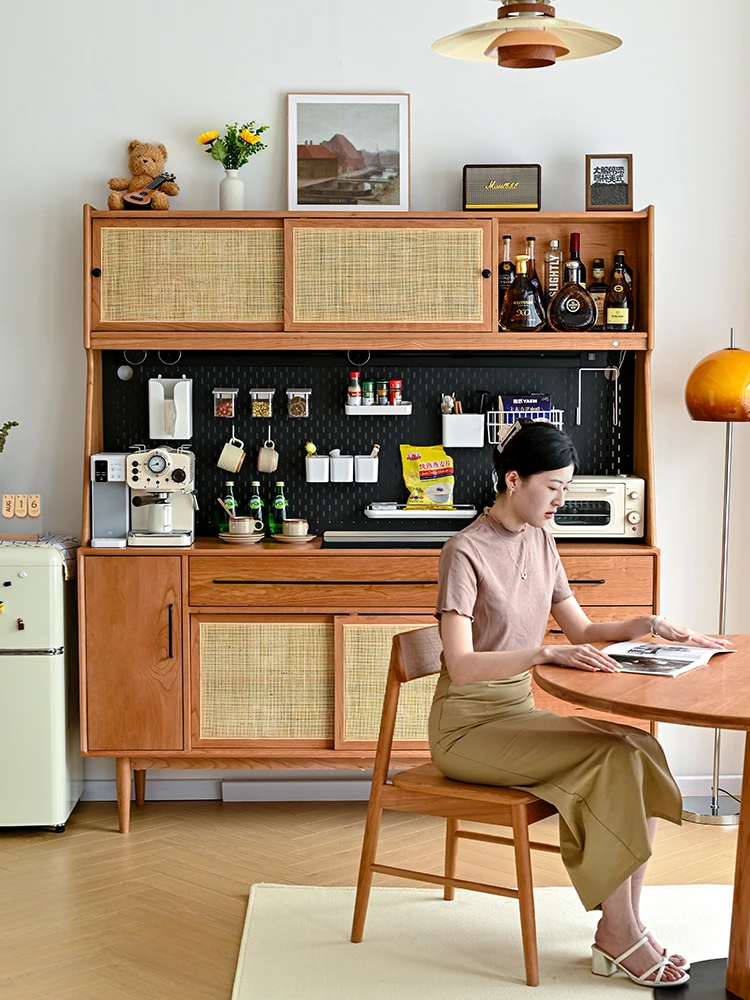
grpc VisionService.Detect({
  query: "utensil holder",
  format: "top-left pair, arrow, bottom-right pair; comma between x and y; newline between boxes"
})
355,456 -> 379,483
305,456 -> 330,483
330,454 -> 354,482
441,413 -> 485,449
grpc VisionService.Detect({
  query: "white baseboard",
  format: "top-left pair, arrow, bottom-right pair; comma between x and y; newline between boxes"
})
81,772 -> 743,803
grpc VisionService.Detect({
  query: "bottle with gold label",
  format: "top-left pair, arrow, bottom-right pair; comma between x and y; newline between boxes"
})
499,255 -> 546,333
547,262 -> 598,333
588,258 -> 609,331
605,253 -> 635,331
616,248 -> 634,291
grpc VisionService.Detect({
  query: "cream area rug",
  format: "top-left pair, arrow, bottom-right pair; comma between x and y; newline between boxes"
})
232,883 -> 732,999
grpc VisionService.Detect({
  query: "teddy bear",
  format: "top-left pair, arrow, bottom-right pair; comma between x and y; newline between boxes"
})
108,139 -> 180,210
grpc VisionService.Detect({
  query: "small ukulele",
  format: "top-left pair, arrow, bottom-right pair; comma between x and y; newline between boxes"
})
123,172 -> 177,209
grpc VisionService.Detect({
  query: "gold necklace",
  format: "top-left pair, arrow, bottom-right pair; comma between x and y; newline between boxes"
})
485,510 -> 529,580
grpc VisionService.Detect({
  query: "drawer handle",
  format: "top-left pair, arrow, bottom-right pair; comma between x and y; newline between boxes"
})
568,578 -> 606,585
211,579 -> 439,586
168,603 -> 174,658
548,628 -> 564,634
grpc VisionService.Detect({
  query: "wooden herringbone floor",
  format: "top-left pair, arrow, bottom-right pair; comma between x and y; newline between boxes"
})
0,800 -> 739,999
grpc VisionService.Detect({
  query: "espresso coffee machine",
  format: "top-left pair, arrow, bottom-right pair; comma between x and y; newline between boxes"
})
126,446 -> 197,547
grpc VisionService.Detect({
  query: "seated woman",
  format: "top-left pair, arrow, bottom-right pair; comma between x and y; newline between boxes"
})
429,420 -> 731,989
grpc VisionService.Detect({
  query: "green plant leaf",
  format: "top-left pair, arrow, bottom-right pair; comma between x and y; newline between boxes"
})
211,139 -> 227,163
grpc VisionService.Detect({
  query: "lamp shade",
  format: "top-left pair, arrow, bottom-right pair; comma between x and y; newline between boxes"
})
486,28 -> 570,68
685,348 -> 750,422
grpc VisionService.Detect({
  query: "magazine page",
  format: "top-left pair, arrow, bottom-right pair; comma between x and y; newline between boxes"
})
600,641 -> 735,678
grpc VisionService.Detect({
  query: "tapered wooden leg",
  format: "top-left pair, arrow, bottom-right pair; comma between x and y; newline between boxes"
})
726,732 -> 750,998
134,769 -> 146,806
444,818 -> 459,900
351,801 -> 385,943
512,804 -> 539,987
116,757 -> 132,834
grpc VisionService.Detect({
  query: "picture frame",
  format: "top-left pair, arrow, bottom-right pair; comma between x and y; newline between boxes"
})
287,93 -> 410,211
586,154 -> 633,211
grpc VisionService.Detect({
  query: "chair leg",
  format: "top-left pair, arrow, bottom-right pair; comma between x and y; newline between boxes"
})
351,799 -> 385,943
511,804 -> 539,987
443,818 -> 459,900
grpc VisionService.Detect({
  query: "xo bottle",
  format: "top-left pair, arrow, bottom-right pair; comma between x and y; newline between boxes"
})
498,255 -> 546,333
548,262 -> 598,332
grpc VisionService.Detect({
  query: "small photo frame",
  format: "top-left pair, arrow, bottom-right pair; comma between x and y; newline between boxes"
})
586,154 -> 633,211
288,93 -> 410,211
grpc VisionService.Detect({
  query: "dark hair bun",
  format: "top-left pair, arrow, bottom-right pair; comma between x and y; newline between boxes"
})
492,420 -> 578,493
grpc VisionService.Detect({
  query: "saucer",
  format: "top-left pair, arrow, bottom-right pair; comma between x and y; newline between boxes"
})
219,532 -> 265,544
271,534 -> 317,544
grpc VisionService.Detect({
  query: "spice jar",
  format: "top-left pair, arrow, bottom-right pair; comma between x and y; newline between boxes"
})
362,380 -> 375,406
347,371 -> 362,406
389,378 -> 403,406
213,387 -> 239,418
286,388 -> 311,417
250,388 -> 275,418
376,379 -> 389,406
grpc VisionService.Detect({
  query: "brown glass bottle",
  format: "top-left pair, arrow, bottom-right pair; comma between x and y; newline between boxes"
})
588,258 -> 609,332
615,248 -> 634,291
525,237 -> 542,294
547,262 -> 598,332
605,253 -> 635,331
499,255 -> 546,333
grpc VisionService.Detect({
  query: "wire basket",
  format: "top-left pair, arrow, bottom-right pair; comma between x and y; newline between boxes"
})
486,409 -> 565,446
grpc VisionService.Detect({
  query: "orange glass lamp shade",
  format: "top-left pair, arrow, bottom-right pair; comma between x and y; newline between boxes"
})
685,348 -> 750,422
485,28 -> 569,68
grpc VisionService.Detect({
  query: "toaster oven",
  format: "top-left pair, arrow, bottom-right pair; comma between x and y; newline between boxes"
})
546,475 -> 645,539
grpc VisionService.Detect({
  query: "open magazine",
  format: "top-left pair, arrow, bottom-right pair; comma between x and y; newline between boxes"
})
601,641 -> 736,678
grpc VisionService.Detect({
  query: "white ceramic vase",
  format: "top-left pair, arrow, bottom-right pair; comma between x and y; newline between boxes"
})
219,169 -> 244,211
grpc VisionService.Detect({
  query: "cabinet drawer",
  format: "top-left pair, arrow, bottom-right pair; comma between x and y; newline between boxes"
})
560,556 -> 653,606
188,556 -> 439,608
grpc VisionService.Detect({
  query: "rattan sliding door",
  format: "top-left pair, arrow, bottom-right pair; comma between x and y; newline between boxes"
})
334,615 -> 437,751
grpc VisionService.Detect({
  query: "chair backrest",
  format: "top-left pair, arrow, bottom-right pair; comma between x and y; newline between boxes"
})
393,626 -> 442,683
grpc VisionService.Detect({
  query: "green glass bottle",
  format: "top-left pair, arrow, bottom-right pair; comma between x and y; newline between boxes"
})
220,481 -> 238,534
248,480 -> 265,533
269,481 -> 288,536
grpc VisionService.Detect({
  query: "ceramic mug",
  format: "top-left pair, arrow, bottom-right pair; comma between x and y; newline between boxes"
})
227,517 -> 264,535
257,439 -> 279,474
217,437 -> 246,473
282,518 -> 309,537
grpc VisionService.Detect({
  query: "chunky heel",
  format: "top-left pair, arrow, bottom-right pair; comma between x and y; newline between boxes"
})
591,946 -> 616,977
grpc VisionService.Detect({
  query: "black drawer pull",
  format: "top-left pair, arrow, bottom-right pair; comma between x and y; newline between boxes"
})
568,578 -> 606,585
168,603 -> 174,658
211,579 -> 439,586
548,628 -> 564,635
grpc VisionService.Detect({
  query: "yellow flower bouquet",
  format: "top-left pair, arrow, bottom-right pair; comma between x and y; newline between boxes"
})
197,121 -> 269,170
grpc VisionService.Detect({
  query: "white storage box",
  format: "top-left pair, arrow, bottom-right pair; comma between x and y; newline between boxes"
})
305,456 -> 330,483
330,454 -> 354,482
355,456 -> 379,483
442,413 -> 485,449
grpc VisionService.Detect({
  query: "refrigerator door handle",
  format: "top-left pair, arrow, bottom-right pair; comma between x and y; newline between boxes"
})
168,603 -> 174,659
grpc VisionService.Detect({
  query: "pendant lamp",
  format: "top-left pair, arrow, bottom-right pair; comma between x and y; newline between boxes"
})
682,328 -> 750,825
432,0 -> 622,69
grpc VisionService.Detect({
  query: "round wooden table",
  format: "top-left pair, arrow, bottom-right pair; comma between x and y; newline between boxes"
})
534,634 -> 750,999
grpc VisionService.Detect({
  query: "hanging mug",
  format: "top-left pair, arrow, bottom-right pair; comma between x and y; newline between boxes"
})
257,438 -> 279,474
217,436 -> 246,473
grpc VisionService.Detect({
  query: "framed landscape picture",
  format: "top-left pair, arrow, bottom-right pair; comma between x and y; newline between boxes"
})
288,93 -> 410,211
586,154 -> 633,211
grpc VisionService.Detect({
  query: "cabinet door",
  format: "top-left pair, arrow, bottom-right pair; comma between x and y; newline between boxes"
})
334,615 -> 437,750
83,556 -> 183,751
284,219 -> 494,332
91,219 -> 284,331
192,615 -> 335,748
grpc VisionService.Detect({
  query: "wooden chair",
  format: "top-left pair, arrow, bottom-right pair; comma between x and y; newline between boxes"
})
351,625 -> 562,987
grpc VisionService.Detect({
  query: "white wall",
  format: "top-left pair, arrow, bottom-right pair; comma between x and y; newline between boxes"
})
2,0 -> 749,799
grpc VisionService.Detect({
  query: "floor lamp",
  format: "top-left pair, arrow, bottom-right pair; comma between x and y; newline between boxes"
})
683,328 -> 750,824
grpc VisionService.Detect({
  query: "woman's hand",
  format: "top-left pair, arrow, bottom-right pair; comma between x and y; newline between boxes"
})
653,617 -> 734,649
543,644 -> 620,672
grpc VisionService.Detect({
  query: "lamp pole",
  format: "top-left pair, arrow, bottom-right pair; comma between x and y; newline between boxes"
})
683,328 -> 741,825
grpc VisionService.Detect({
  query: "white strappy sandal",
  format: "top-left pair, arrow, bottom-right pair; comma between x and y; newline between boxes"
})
591,934 -> 690,988
641,926 -> 691,971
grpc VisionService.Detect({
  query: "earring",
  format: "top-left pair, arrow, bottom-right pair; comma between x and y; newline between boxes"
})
509,486 -> 516,496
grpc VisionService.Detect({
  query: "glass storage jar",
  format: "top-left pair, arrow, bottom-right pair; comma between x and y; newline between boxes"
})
249,388 -> 275,418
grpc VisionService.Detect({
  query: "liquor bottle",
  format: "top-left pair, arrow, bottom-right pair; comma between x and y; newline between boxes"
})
547,262 -> 598,333
567,233 -> 587,288
588,258 -> 609,332
248,480 -> 265,533
497,236 -> 516,329
269,481 -> 289,535
525,237 -> 542,294
498,255 -> 546,333
605,253 -> 635,331
615,248 -> 634,291
544,239 -> 563,307
220,481 -> 238,534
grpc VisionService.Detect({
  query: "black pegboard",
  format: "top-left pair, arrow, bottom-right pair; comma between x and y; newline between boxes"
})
101,350 -> 634,536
